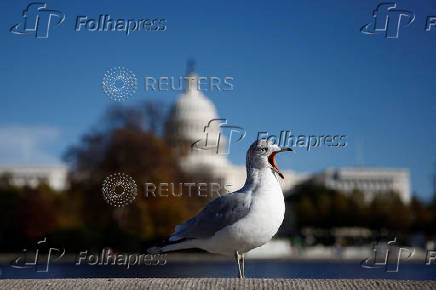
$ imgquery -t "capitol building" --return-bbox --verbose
[163,70,411,203]
[0,69,411,204]
[163,71,306,195]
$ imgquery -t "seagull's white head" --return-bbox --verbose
[246,139,294,179]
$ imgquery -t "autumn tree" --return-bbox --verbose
[62,102,195,250]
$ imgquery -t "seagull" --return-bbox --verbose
[148,139,294,278]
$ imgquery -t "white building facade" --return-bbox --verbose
[311,168,411,203]
[0,166,68,191]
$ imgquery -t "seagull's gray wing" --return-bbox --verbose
[169,190,252,241]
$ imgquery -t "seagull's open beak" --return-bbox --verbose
[268,148,294,179]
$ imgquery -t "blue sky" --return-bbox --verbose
[1,0,436,200]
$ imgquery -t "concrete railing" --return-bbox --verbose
[0,278,435,289]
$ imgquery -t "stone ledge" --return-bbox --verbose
[0,278,435,289]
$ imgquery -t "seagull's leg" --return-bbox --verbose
[241,253,245,278]
[234,251,243,278]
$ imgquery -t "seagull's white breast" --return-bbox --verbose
[202,170,285,256]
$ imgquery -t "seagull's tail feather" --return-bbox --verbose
[161,239,197,252]
[147,239,197,254]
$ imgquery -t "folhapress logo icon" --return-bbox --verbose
[10,2,65,39]
[102,67,137,102]
[361,3,414,39]
[191,119,246,155]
